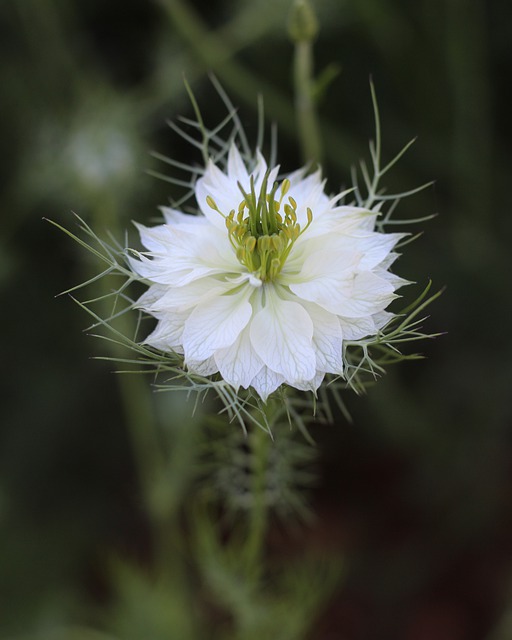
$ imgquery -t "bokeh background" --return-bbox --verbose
[1,0,511,638]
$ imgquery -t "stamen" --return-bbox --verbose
[207,175,314,281]
[206,195,224,216]
[280,178,291,200]
[245,236,256,252]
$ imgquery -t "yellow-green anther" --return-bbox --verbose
[245,236,256,252]
[257,235,271,252]
[284,204,297,223]
[209,174,315,282]
[206,195,216,209]
[270,258,281,277]
[271,234,283,252]
[283,226,293,240]
[280,178,291,198]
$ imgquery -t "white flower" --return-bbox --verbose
[130,145,407,401]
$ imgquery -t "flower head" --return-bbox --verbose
[130,145,407,401]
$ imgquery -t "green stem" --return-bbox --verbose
[294,39,322,166]
[156,0,362,170]
[243,424,271,583]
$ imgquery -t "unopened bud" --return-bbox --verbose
[288,0,319,43]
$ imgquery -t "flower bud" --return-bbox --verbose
[288,0,319,43]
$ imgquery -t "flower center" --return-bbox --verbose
[207,172,312,282]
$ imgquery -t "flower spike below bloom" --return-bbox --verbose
[130,144,407,402]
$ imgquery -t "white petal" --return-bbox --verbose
[378,252,399,270]
[289,239,396,317]
[374,268,410,290]
[136,284,167,309]
[296,270,396,321]
[286,246,359,315]
[227,144,249,181]
[296,206,378,241]
[249,287,316,384]
[144,277,235,313]
[285,166,307,187]
[249,366,285,402]
[186,356,219,376]
[373,310,394,331]
[355,232,405,271]
[283,234,359,282]
[133,221,172,252]
[288,167,322,191]
[143,310,189,353]
[160,207,206,225]
[195,148,280,231]
[182,288,253,362]
[338,315,377,341]
[291,371,325,392]
[131,223,238,287]
[340,271,397,318]
[353,207,379,231]
[214,326,264,391]
[300,301,344,375]
[287,170,330,225]
[195,162,241,229]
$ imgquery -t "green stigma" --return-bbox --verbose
[207,172,313,282]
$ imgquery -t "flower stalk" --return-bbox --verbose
[289,0,322,165]
[243,424,271,582]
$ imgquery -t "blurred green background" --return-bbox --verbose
[1,0,511,638]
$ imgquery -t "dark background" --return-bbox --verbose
[1,0,511,638]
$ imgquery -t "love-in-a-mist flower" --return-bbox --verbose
[130,145,407,401]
